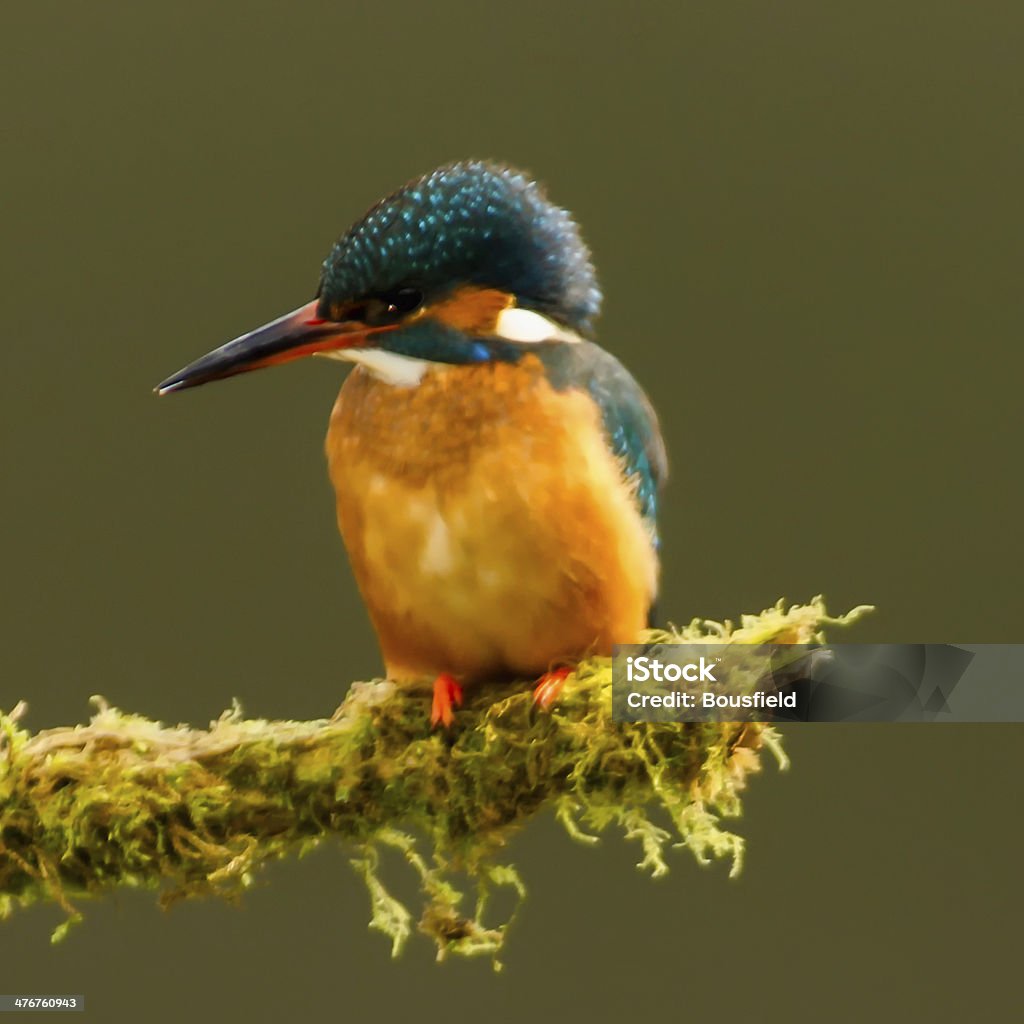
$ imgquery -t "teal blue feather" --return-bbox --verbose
[537,342,667,543]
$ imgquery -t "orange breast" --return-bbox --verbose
[325,355,659,684]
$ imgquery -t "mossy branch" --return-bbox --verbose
[0,597,869,965]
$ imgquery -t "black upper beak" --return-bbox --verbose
[155,300,371,395]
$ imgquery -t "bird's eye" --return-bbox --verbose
[350,288,424,326]
[382,287,423,317]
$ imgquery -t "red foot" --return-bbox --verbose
[533,667,573,711]
[430,673,464,728]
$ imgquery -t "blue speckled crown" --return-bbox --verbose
[318,161,602,334]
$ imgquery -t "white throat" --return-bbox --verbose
[321,348,431,386]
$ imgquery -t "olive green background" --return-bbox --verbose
[2,2,1021,1020]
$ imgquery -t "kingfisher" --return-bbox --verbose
[157,161,667,727]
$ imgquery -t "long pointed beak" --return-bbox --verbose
[155,300,377,395]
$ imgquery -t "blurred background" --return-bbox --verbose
[2,2,1021,1020]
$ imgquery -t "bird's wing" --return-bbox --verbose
[540,342,668,538]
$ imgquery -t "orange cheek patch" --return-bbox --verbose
[428,286,514,335]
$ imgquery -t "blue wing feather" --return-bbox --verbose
[538,342,667,542]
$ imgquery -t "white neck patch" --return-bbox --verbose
[493,307,582,344]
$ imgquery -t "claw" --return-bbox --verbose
[430,673,464,728]
[533,667,572,711]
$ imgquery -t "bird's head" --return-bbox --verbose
[157,161,601,393]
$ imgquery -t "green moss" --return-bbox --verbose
[0,597,869,966]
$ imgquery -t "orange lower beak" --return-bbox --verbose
[155,300,382,395]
